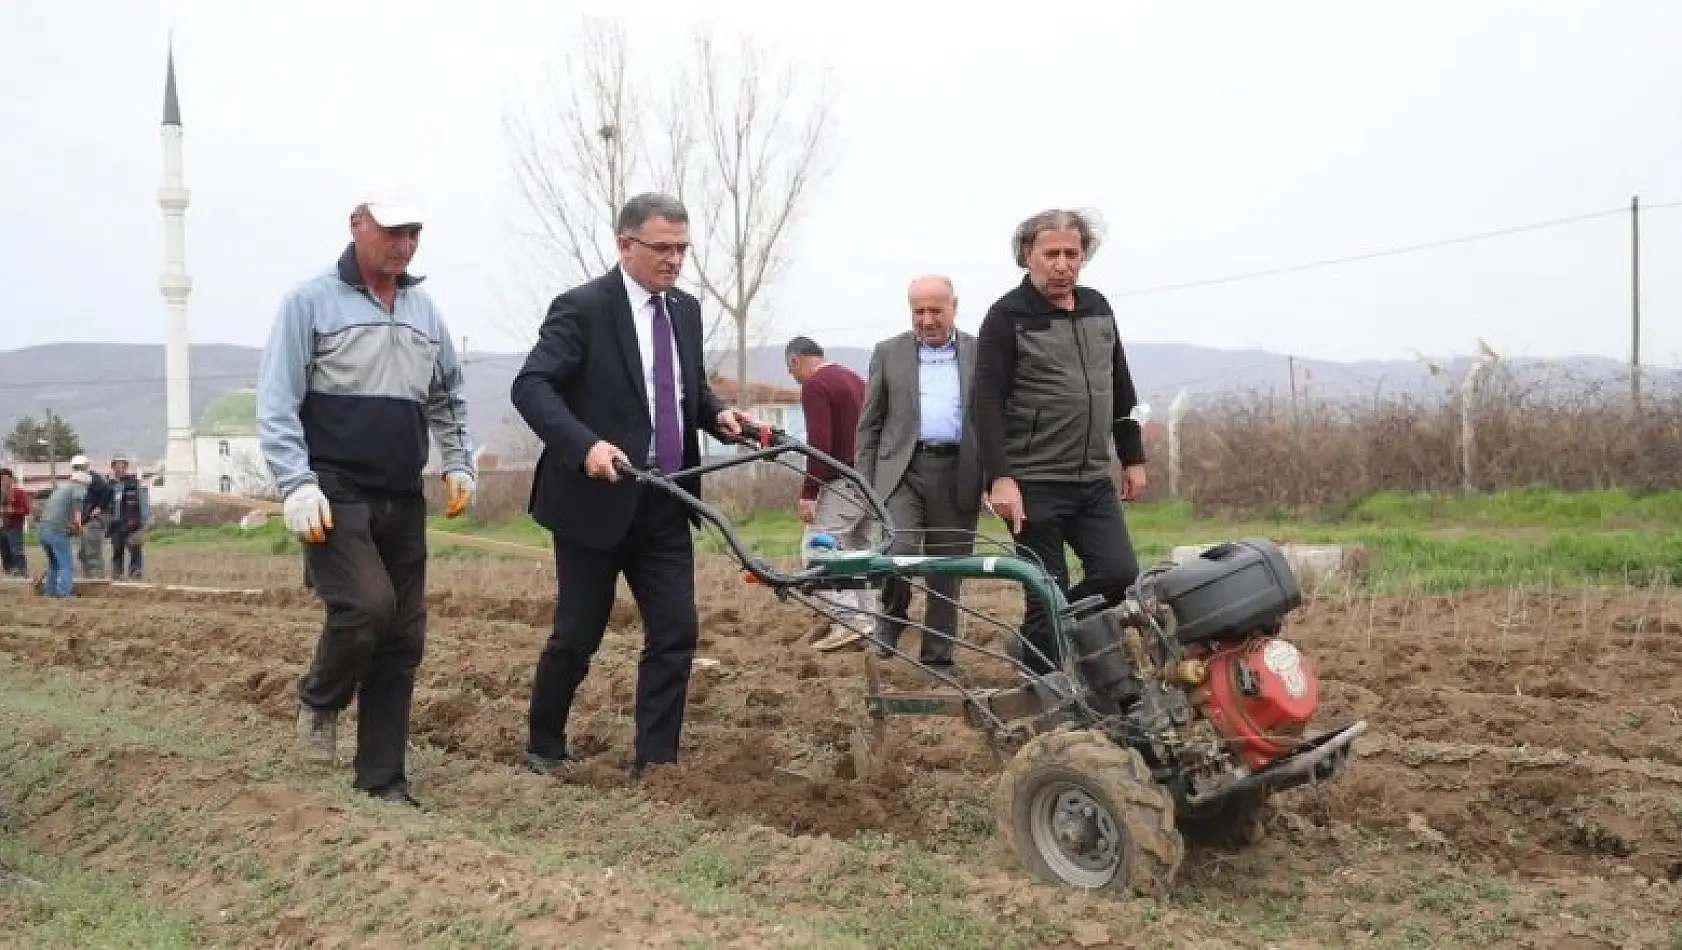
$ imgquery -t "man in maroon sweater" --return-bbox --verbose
[786,336,874,651]
[0,467,30,577]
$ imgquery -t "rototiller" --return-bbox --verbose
[620,422,1366,897]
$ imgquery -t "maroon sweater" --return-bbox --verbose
[798,362,865,500]
[1,484,30,531]
[1,485,30,530]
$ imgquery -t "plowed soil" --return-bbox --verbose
[4,545,1681,948]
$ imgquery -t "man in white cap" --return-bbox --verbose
[35,458,90,597]
[257,194,476,808]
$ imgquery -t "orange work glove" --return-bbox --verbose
[443,472,474,519]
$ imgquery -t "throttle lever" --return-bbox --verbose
[735,420,776,449]
[1065,594,1109,622]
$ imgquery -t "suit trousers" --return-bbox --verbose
[527,484,698,766]
[297,473,429,794]
[1011,479,1140,675]
[874,452,977,664]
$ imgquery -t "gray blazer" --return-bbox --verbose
[855,329,983,516]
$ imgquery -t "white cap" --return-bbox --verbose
[69,454,89,469]
[359,194,426,229]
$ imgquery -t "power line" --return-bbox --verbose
[1111,201,1682,299]
[1143,356,1292,394]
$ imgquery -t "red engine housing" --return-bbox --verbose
[1190,637,1319,771]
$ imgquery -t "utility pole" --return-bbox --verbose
[1631,195,1642,411]
[43,409,58,483]
[1287,355,1299,426]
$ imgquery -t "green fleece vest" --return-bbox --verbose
[1003,299,1119,483]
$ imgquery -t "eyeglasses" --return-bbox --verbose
[625,235,690,258]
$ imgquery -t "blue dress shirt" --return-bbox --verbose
[918,339,962,443]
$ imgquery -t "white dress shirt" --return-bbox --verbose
[621,270,686,429]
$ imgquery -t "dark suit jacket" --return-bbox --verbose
[512,266,728,549]
[854,329,983,517]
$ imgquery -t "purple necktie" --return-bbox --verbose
[651,293,683,472]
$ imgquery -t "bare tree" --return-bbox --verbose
[227,446,280,501]
[502,20,836,395]
[500,18,643,343]
[658,30,836,403]
[492,412,544,467]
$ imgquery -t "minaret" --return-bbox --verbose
[158,40,196,503]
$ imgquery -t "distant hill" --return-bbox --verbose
[0,341,1669,463]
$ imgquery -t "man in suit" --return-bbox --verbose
[512,192,753,782]
[855,275,983,670]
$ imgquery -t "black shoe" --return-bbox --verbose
[523,751,572,776]
[922,660,957,676]
[367,784,422,809]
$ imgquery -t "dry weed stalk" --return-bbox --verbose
[1141,364,1682,512]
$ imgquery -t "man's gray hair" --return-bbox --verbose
[617,192,689,234]
[1011,208,1105,268]
[785,336,824,360]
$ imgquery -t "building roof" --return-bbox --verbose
[1,460,155,494]
[198,388,257,436]
[163,43,181,126]
[706,375,802,405]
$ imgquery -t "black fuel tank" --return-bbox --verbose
[1148,539,1302,643]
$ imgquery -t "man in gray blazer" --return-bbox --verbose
[855,275,983,669]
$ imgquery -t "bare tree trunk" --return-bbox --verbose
[658,30,835,406]
[736,319,749,406]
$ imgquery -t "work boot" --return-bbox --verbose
[295,704,338,764]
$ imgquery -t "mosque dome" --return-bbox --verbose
[197,388,258,437]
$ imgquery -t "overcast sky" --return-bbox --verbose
[3,0,1680,367]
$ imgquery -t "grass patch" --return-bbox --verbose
[150,487,1682,593]
[147,517,300,556]
[814,900,1050,950]
[1338,528,1682,593]
[1333,486,1682,530]
[0,834,208,949]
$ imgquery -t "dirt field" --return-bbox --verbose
[3,545,1681,948]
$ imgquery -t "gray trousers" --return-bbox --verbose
[78,517,106,579]
[874,452,977,664]
[802,479,877,631]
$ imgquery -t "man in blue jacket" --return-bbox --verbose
[257,194,476,807]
